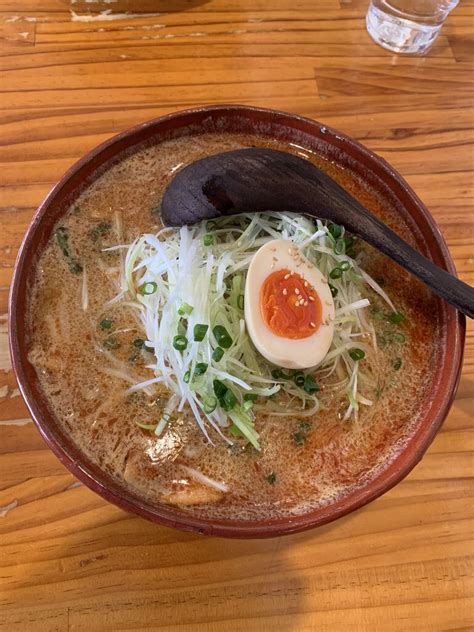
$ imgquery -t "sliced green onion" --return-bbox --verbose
[328,224,343,240]
[293,371,305,387]
[303,374,319,394]
[213,325,232,348]
[340,261,351,272]
[389,312,406,324]
[183,370,191,383]
[213,379,227,399]
[334,239,345,255]
[203,233,215,246]
[173,335,188,351]
[349,348,365,361]
[139,281,158,295]
[242,400,254,413]
[222,389,237,411]
[329,284,338,298]
[194,362,208,375]
[271,368,283,379]
[212,346,224,362]
[133,337,145,348]
[243,393,258,402]
[193,324,209,342]
[299,420,312,431]
[229,424,243,437]
[202,395,217,414]
[237,295,245,310]
[178,302,193,316]
[329,267,343,279]
[393,357,402,370]
[100,318,113,330]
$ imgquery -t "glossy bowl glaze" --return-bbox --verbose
[9,106,465,538]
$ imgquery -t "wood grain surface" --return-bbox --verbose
[0,1,473,630]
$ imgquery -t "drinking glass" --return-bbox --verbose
[366,0,459,54]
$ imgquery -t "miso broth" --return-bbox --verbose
[28,132,438,520]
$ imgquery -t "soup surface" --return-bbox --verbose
[29,131,439,521]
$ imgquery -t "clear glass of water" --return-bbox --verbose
[366,0,459,54]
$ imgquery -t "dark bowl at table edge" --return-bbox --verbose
[8,105,466,538]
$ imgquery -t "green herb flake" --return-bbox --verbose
[133,338,145,349]
[299,421,312,431]
[329,284,339,298]
[100,318,113,330]
[55,227,82,274]
[103,336,120,350]
[303,374,319,394]
[90,221,112,242]
[387,331,406,344]
[293,431,306,446]
[389,312,406,324]
[203,234,215,246]
[266,472,277,485]
[393,357,403,370]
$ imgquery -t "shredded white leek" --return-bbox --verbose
[111,213,396,448]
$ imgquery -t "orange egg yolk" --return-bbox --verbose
[260,268,322,339]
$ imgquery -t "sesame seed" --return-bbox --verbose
[304,281,308,287]
[282,288,288,296]
[290,270,294,276]
[284,273,290,280]
[304,301,308,306]
[310,322,316,328]
[309,296,315,302]
[299,299,305,305]
[295,288,300,295]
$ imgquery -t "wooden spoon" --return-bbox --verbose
[161,148,474,318]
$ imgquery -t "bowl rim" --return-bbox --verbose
[8,104,466,538]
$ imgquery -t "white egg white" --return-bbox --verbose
[244,239,335,369]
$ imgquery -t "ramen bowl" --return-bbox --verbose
[8,106,465,538]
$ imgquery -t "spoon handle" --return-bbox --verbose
[292,171,474,319]
[306,205,474,319]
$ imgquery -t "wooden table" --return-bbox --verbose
[1,1,473,630]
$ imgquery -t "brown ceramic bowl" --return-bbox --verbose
[9,106,465,538]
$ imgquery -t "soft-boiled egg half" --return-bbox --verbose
[244,239,335,369]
